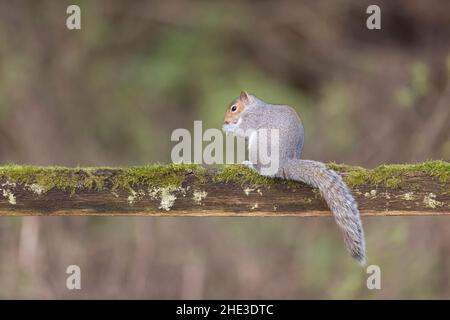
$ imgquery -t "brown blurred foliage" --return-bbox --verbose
[0,0,449,298]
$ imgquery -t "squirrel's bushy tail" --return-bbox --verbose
[283,159,366,265]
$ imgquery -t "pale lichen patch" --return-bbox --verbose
[127,191,136,204]
[1,181,16,188]
[148,186,185,211]
[148,188,159,200]
[193,190,207,205]
[251,203,259,210]
[364,189,378,199]
[2,189,16,205]
[159,188,177,211]
[423,193,444,209]
[1,181,17,205]
[243,187,255,196]
[364,192,371,198]
[127,189,145,205]
[26,183,44,195]
[402,192,415,201]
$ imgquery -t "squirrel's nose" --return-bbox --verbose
[224,119,230,124]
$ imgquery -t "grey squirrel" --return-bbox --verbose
[223,91,366,265]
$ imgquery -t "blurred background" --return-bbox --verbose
[0,0,449,298]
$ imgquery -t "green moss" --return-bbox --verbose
[214,165,276,186]
[216,161,450,189]
[0,164,102,193]
[110,163,205,191]
[0,160,448,195]
[214,164,303,188]
[0,163,206,193]
[328,160,450,188]
[385,177,401,189]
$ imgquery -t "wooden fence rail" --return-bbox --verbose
[0,161,449,216]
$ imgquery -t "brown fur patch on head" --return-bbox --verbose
[224,93,248,124]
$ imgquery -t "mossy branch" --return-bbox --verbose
[0,161,449,216]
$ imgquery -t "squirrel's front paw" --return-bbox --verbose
[242,161,255,170]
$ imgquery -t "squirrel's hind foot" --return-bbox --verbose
[242,161,256,171]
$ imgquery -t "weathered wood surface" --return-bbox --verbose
[0,164,449,216]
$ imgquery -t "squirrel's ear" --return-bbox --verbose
[240,91,250,104]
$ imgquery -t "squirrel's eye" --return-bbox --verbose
[231,105,237,112]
